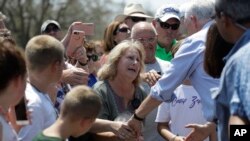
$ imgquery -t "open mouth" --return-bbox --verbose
[128,68,136,72]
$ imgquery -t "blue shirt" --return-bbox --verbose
[88,73,97,87]
[213,29,250,141]
[150,21,219,121]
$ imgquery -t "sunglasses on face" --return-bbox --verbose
[129,16,147,23]
[117,27,131,33]
[157,19,180,30]
[44,26,59,33]
[87,54,98,62]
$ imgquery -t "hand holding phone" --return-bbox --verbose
[67,30,85,58]
[72,22,94,36]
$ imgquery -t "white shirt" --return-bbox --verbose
[18,83,57,141]
[156,85,208,141]
[0,116,18,141]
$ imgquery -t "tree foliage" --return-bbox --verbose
[0,0,123,48]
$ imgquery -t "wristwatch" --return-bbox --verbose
[77,60,87,66]
[133,113,144,121]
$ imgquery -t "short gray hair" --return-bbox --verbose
[215,0,250,23]
[185,0,215,21]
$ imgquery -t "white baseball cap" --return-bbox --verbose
[155,4,180,22]
[41,20,61,33]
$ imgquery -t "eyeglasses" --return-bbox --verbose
[134,37,157,44]
[157,19,180,30]
[117,27,131,34]
[44,26,59,33]
[129,16,147,23]
[87,54,98,62]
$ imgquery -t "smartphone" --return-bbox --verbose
[72,23,94,36]
[67,30,85,57]
[15,97,29,125]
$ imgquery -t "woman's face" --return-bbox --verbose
[114,23,130,44]
[116,48,141,80]
[87,51,100,75]
[153,18,180,46]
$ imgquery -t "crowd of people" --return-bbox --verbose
[1,0,250,141]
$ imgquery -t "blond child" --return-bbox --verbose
[33,85,101,141]
[18,35,65,140]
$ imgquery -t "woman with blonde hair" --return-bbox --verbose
[93,40,146,140]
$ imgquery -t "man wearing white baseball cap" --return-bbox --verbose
[41,20,62,40]
[152,4,181,61]
[115,3,153,29]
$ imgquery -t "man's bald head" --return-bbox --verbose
[131,22,158,64]
[131,22,157,38]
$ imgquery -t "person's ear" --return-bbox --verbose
[79,118,95,133]
[219,12,232,28]
[50,61,61,72]
[190,15,198,29]
[152,19,157,27]
[80,118,95,126]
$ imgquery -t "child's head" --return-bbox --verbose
[60,85,101,137]
[0,37,27,106]
[25,35,64,81]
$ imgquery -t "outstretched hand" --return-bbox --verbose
[185,122,216,141]
[142,70,161,87]
[127,116,144,140]
[110,121,136,140]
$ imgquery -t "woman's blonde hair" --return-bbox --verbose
[97,40,145,86]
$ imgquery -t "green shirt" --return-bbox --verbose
[155,39,177,61]
[32,132,64,141]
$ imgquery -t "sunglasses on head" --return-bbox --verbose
[117,27,131,33]
[129,16,147,23]
[157,19,180,30]
[87,54,98,62]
